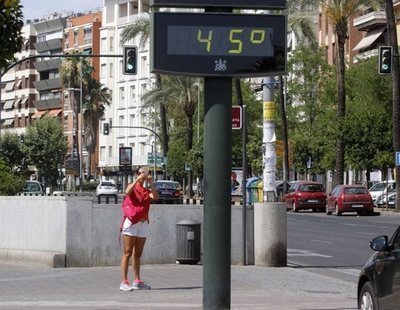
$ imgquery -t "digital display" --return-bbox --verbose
[168,26,274,57]
[150,0,286,9]
[151,12,287,77]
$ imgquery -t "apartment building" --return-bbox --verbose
[98,0,155,176]
[0,22,37,135]
[64,11,102,176]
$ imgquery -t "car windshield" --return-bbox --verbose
[155,182,176,189]
[369,183,386,191]
[344,187,368,195]
[24,182,41,192]
[101,182,115,187]
[299,184,324,192]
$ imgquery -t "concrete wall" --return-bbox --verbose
[0,196,254,267]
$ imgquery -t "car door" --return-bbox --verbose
[377,227,400,309]
[326,186,339,211]
[284,183,297,208]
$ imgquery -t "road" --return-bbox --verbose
[287,211,399,283]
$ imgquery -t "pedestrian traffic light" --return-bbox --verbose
[378,46,393,75]
[103,123,110,135]
[123,46,137,75]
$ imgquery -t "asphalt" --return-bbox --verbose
[0,261,358,310]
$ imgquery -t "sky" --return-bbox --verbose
[20,0,103,21]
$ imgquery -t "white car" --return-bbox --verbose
[369,181,396,207]
[96,180,118,197]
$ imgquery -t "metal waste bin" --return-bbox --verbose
[176,220,201,264]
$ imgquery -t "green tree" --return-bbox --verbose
[344,57,393,180]
[0,0,23,70]
[0,159,24,195]
[0,131,26,173]
[83,77,111,177]
[287,45,334,176]
[322,0,374,185]
[23,116,68,187]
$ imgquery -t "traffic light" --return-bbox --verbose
[103,123,110,135]
[378,46,393,75]
[123,46,137,75]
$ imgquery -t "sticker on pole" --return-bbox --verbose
[232,106,242,130]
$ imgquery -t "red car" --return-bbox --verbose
[326,185,374,216]
[284,181,327,212]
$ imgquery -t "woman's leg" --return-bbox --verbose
[132,237,147,281]
[121,234,135,282]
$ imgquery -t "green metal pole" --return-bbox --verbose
[203,77,232,309]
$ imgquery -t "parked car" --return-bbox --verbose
[375,189,396,208]
[154,180,182,204]
[284,181,327,212]
[357,225,400,310]
[96,180,118,197]
[326,185,374,216]
[369,181,396,207]
[22,180,44,195]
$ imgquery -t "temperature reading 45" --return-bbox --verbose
[168,26,273,57]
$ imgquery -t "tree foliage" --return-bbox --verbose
[23,116,68,187]
[0,131,26,173]
[0,0,23,70]
[0,159,24,195]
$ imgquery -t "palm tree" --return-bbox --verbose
[120,16,169,174]
[83,77,111,178]
[59,55,93,181]
[322,0,365,185]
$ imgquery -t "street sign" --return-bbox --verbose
[147,153,164,165]
[150,0,286,9]
[151,12,286,77]
[232,106,242,130]
[396,151,400,166]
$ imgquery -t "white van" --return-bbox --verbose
[369,181,396,206]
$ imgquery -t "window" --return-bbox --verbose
[119,3,128,17]
[100,146,106,161]
[74,30,78,46]
[129,114,135,135]
[109,37,114,52]
[119,59,123,77]
[119,87,125,106]
[109,63,114,78]
[100,64,107,78]
[141,56,148,76]
[140,83,147,99]
[108,146,112,158]
[130,85,136,104]
[119,115,125,136]
[101,37,107,52]
[83,28,92,44]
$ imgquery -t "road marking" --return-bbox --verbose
[310,239,334,244]
[288,248,332,258]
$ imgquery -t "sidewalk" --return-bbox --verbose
[0,261,358,310]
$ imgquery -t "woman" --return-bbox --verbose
[120,167,158,291]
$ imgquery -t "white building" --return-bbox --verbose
[98,0,156,173]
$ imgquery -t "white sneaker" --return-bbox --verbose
[120,281,133,291]
[131,280,151,290]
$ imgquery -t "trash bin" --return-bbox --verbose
[176,220,201,264]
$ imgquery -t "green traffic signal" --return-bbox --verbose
[103,123,110,135]
[123,46,137,75]
[378,46,393,75]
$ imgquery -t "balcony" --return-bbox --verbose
[33,78,61,91]
[34,58,62,72]
[354,11,386,31]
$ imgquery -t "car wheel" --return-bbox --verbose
[335,204,342,216]
[359,281,378,310]
[292,201,298,213]
[326,204,332,215]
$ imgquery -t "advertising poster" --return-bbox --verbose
[231,168,243,196]
[119,147,132,166]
